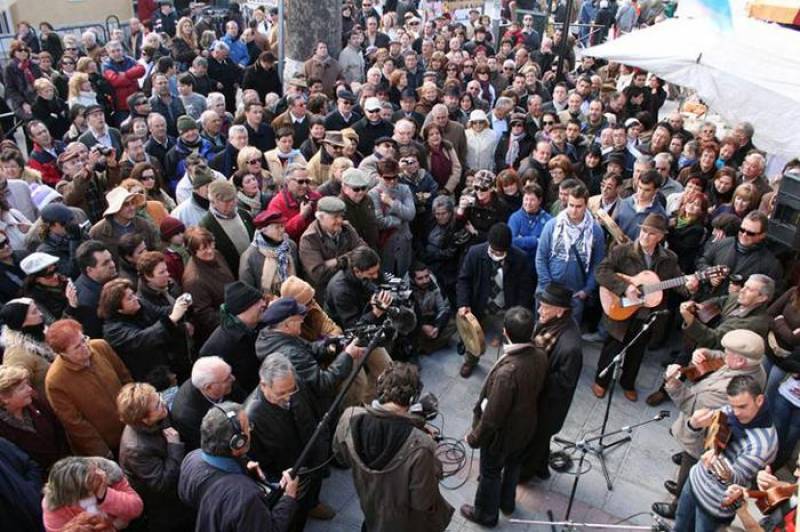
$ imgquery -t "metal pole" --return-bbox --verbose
[278,0,285,84]
[556,0,574,82]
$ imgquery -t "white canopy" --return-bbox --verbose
[583,17,800,159]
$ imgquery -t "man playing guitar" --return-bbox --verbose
[726,459,800,531]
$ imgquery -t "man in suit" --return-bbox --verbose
[78,104,122,158]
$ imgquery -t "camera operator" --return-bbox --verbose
[408,261,454,355]
[325,246,394,330]
[255,297,365,414]
[334,362,454,532]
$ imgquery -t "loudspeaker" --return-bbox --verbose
[768,169,800,251]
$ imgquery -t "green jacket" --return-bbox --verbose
[683,294,770,350]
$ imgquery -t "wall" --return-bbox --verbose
[10,0,133,28]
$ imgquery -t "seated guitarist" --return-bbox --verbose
[681,273,774,355]
[651,330,767,520]
[592,212,688,402]
[727,459,800,532]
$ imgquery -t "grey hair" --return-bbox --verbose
[285,162,308,179]
[192,56,208,68]
[212,40,230,53]
[745,152,766,169]
[748,274,775,301]
[200,401,244,456]
[146,112,166,127]
[191,356,230,389]
[258,353,297,387]
[228,124,248,139]
[207,92,225,107]
[495,96,514,111]
[286,94,306,107]
[43,457,122,511]
[199,110,218,127]
[394,119,415,133]
[634,155,655,169]
[654,152,674,166]
[380,101,394,111]
[431,103,449,118]
[81,30,97,44]
[432,194,455,211]
[105,40,122,52]
[738,121,755,139]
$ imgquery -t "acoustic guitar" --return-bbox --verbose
[599,265,729,322]
[704,410,731,455]
[721,483,797,514]
[679,357,726,382]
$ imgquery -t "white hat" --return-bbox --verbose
[364,97,382,112]
[468,109,489,124]
[20,252,59,276]
[103,187,145,217]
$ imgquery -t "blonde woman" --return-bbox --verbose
[264,127,308,187]
[171,17,200,70]
[319,156,354,196]
[66,72,97,108]
[236,146,276,195]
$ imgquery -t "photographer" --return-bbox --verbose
[325,246,394,331]
[455,170,511,246]
[36,203,87,279]
[60,142,121,224]
[255,297,366,413]
[408,262,454,355]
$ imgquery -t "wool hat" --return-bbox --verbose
[317,196,346,214]
[40,203,73,225]
[539,283,573,308]
[177,115,198,134]
[342,168,369,188]
[0,298,34,330]
[160,216,185,241]
[280,275,316,306]
[20,253,59,276]
[721,329,764,361]
[487,223,512,252]
[261,296,308,326]
[253,209,287,229]
[639,213,669,234]
[192,166,215,189]
[224,281,264,316]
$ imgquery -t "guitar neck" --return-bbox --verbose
[642,275,688,294]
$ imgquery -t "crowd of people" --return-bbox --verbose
[0,0,797,531]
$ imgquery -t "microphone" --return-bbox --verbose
[385,305,417,335]
[648,309,671,320]
[656,410,671,420]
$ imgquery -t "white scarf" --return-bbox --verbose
[550,208,594,273]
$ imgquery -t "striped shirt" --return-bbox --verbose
[689,405,778,519]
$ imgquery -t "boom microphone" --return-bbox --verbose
[385,305,417,335]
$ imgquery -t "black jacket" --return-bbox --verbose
[325,268,383,329]
[200,318,262,395]
[352,117,394,155]
[324,109,362,131]
[0,437,43,532]
[254,330,353,414]
[31,96,70,141]
[494,132,534,172]
[102,299,190,382]
[198,209,255,276]
[697,237,783,298]
[242,62,282,102]
[170,380,246,451]
[456,243,535,319]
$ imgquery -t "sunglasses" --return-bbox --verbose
[141,173,156,180]
[382,175,398,181]
[474,186,490,192]
[38,267,58,278]
[349,186,367,192]
[247,159,262,165]
[62,61,75,66]
[400,158,417,165]
[739,228,762,237]
[463,64,475,68]
[366,108,380,113]
[543,121,555,125]
[292,179,311,185]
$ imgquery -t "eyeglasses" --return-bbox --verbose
[475,186,490,192]
[292,179,311,185]
[247,159,261,165]
[463,64,474,68]
[340,100,353,105]
[349,186,367,192]
[739,227,762,237]
[141,173,156,180]
[543,121,555,125]
[38,267,58,278]
[503,67,515,71]
[400,158,417,165]
[382,175,398,181]
[366,108,380,114]
[62,61,75,66]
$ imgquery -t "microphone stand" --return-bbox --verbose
[555,314,659,490]
[265,320,392,507]
[556,412,670,523]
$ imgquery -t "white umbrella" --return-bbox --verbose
[583,17,800,159]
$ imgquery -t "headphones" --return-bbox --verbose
[213,404,249,451]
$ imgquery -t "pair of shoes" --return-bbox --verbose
[500,503,515,516]
[671,452,682,466]
[623,389,638,402]
[651,502,676,519]
[460,505,497,527]
[646,389,667,406]
[308,502,336,520]
[460,362,476,378]
[591,383,607,398]
[664,480,679,497]
[582,332,604,343]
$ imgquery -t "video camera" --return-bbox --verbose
[376,274,413,306]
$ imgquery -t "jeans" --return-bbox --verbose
[673,481,733,532]
[675,452,698,502]
[474,447,522,522]
[763,356,788,406]
[772,393,800,469]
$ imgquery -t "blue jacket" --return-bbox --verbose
[535,216,605,295]
[221,35,249,67]
[614,195,667,241]
[507,207,552,275]
[0,438,43,532]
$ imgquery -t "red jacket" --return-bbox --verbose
[27,143,63,186]
[101,58,145,113]
[267,188,321,242]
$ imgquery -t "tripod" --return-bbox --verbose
[559,411,670,521]
[555,313,661,490]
